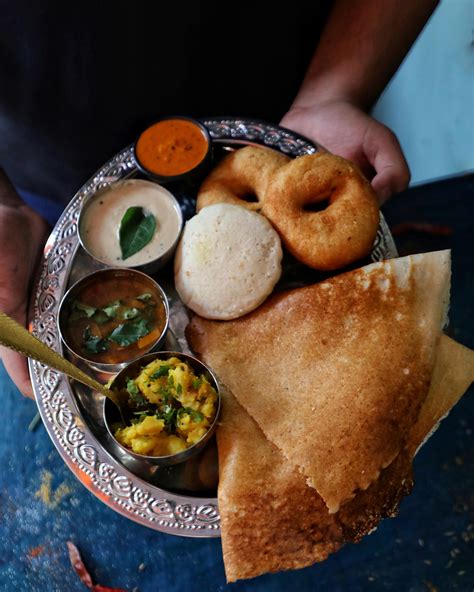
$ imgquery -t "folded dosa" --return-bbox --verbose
[341,334,474,540]
[217,335,473,582]
[217,386,345,583]
[408,334,474,456]
[187,250,451,513]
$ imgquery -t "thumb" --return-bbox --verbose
[1,347,34,399]
[0,303,35,399]
[365,126,410,203]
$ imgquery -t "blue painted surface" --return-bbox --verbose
[0,374,473,592]
[373,0,474,185]
[0,176,473,591]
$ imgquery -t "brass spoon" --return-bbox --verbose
[0,311,127,423]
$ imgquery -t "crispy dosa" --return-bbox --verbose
[217,335,473,582]
[187,250,451,513]
[408,334,474,456]
[340,334,474,541]
[217,386,345,583]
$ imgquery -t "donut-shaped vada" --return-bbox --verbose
[196,145,290,212]
[262,153,380,271]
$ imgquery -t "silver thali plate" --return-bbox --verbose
[28,117,398,538]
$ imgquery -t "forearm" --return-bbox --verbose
[0,168,49,397]
[290,0,439,111]
[0,169,48,314]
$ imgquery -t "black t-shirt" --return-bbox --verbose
[0,1,331,201]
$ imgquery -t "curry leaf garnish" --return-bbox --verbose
[192,378,201,390]
[108,319,150,346]
[69,300,96,321]
[102,300,121,319]
[122,307,140,320]
[176,383,183,395]
[83,326,109,354]
[119,207,156,260]
[91,310,110,325]
[74,301,96,317]
[150,365,171,379]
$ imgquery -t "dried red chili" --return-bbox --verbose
[66,541,127,592]
[93,586,128,592]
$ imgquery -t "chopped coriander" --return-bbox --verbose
[192,378,201,390]
[126,378,148,407]
[158,386,172,402]
[150,365,171,379]
[132,411,150,422]
[156,405,177,430]
[180,407,204,422]
[136,293,153,302]
[126,378,139,396]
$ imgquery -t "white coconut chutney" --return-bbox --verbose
[79,179,182,267]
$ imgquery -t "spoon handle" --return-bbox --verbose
[0,311,112,399]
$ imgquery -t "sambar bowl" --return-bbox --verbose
[57,268,170,374]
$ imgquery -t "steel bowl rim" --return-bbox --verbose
[133,115,213,184]
[57,267,170,372]
[77,178,184,270]
[102,350,222,465]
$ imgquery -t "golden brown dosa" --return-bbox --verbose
[217,335,473,582]
[340,334,473,541]
[217,386,345,583]
[408,334,474,456]
[187,251,451,513]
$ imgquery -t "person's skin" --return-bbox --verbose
[0,0,439,398]
[281,0,439,203]
[0,169,49,397]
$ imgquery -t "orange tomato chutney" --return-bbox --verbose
[135,118,209,177]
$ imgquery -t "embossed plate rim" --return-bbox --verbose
[28,117,397,537]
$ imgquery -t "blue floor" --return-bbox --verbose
[0,175,473,591]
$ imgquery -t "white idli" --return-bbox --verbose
[174,203,282,319]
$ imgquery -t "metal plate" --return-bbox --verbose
[28,117,398,537]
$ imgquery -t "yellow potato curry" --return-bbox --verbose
[114,356,218,456]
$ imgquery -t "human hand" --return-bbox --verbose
[280,100,410,204]
[0,169,49,398]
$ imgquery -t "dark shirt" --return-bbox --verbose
[0,1,331,202]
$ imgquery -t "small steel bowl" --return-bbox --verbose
[133,115,213,187]
[103,351,221,466]
[77,179,183,275]
[57,268,170,374]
